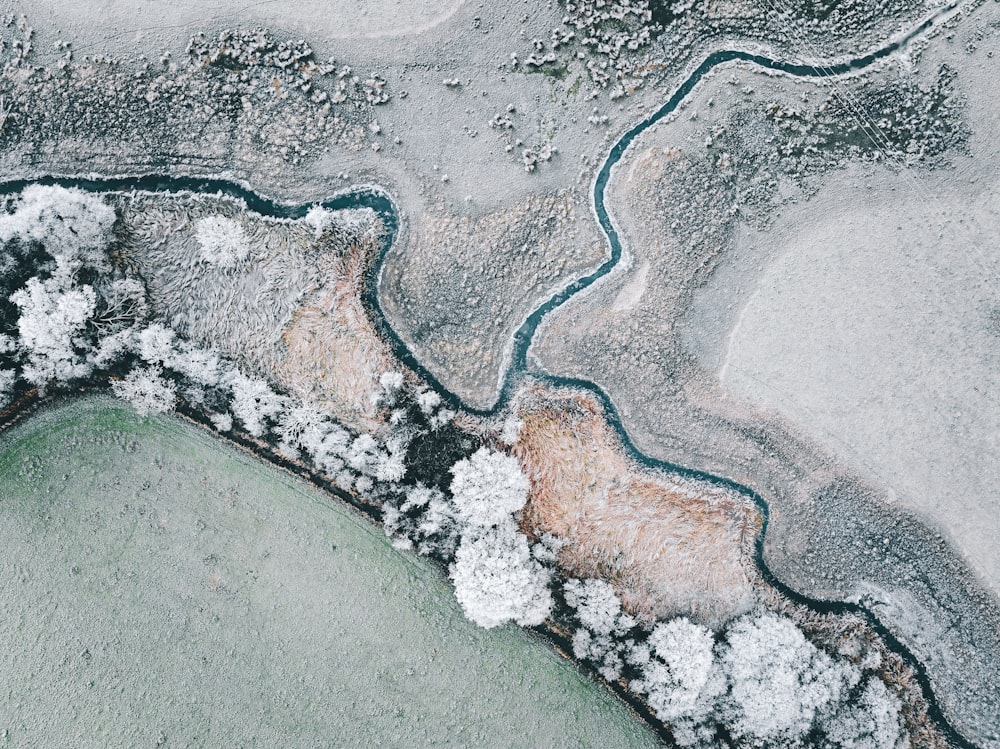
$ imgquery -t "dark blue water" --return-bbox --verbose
[0,5,976,744]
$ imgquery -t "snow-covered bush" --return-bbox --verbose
[820,677,907,749]
[449,447,530,528]
[565,578,637,680]
[304,205,335,238]
[111,365,177,416]
[630,618,725,746]
[450,522,553,628]
[194,215,250,268]
[167,339,223,387]
[718,613,861,745]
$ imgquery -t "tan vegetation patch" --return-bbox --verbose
[279,230,395,431]
[512,384,761,625]
[120,194,394,432]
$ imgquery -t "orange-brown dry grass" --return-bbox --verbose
[512,385,762,625]
[122,194,394,434]
[279,230,395,432]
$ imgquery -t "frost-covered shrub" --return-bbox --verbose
[111,365,177,416]
[305,424,351,475]
[274,402,327,451]
[194,215,250,268]
[304,205,335,238]
[630,618,725,746]
[209,411,233,432]
[718,613,860,744]
[227,370,287,437]
[820,677,908,749]
[451,522,553,628]
[565,578,635,636]
[449,447,530,528]
[346,433,379,473]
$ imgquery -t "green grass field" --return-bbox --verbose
[0,396,657,748]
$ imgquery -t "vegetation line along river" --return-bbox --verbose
[0,3,975,745]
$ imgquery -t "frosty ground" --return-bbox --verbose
[0,0,996,745]
[0,396,658,747]
[529,1,1000,741]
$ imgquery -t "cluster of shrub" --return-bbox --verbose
[0,184,908,748]
[0,183,555,630]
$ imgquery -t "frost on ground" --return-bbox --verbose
[0,182,947,746]
[378,190,605,408]
[0,397,659,748]
[0,21,382,178]
[529,9,1000,742]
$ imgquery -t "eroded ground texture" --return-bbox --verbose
[1,0,998,744]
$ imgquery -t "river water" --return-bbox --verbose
[0,4,977,743]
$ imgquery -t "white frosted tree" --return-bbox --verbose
[168,340,223,387]
[629,617,725,746]
[0,367,15,408]
[565,578,636,680]
[450,522,553,628]
[382,484,461,557]
[136,323,177,366]
[227,370,287,437]
[111,365,177,416]
[194,215,250,268]
[11,277,97,386]
[820,677,908,749]
[449,446,530,528]
[0,184,115,278]
[718,613,860,745]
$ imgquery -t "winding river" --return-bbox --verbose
[0,3,977,745]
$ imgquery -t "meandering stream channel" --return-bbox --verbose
[0,3,978,745]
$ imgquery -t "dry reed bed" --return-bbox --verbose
[511,383,762,626]
[119,193,394,432]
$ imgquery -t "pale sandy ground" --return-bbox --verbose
[708,166,999,590]
[14,0,466,42]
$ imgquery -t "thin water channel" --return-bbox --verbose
[0,3,978,744]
